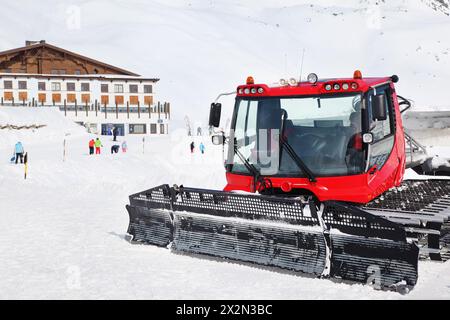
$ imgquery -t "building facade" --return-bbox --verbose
[0,41,170,135]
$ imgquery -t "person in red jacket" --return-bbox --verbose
[89,139,95,155]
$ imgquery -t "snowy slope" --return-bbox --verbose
[1,108,450,299]
[1,0,450,127]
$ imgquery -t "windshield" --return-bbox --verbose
[228,94,366,177]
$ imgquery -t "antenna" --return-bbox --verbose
[299,49,306,82]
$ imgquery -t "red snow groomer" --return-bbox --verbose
[126,71,450,291]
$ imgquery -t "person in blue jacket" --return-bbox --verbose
[199,142,205,154]
[14,142,24,164]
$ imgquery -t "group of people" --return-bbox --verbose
[88,137,127,155]
[190,141,205,154]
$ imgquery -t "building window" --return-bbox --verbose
[18,81,27,89]
[38,82,46,91]
[2,68,11,73]
[144,95,153,105]
[67,93,76,103]
[129,124,147,134]
[66,82,76,91]
[114,84,124,93]
[101,84,109,93]
[51,82,61,91]
[160,124,165,134]
[129,84,138,93]
[51,69,66,75]
[101,95,109,105]
[74,70,81,75]
[38,93,46,103]
[144,85,153,93]
[81,83,90,91]
[115,95,124,105]
[129,95,139,105]
[4,92,13,101]
[52,93,61,103]
[19,92,28,101]
[150,123,157,134]
[81,94,90,103]
[4,80,13,89]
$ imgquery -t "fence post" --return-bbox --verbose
[148,103,151,119]
[137,101,140,118]
[116,103,118,119]
[75,99,77,117]
[95,99,98,117]
[127,101,130,119]
[1,97,3,106]
[104,103,107,119]
[158,101,161,120]
[85,101,88,117]
[32,97,35,107]
[12,97,15,106]
[168,102,170,120]
[64,99,67,116]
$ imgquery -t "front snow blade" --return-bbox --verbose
[172,211,327,275]
[126,185,420,289]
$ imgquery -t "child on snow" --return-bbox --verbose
[190,141,195,153]
[122,141,127,153]
[94,138,103,154]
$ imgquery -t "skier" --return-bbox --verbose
[14,141,24,164]
[94,138,103,154]
[89,139,95,155]
[199,142,205,154]
[190,141,195,153]
[122,140,127,153]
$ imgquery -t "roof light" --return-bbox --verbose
[289,78,298,86]
[353,70,362,79]
[246,76,254,85]
[244,88,250,94]
[342,83,349,90]
[351,82,358,89]
[250,87,257,94]
[257,87,264,93]
[325,84,332,91]
[238,88,243,94]
[333,83,340,90]
[307,73,318,84]
[279,79,288,86]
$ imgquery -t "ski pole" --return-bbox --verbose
[24,152,28,180]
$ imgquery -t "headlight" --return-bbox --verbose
[342,83,349,90]
[325,84,332,91]
[307,73,318,84]
[333,84,340,90]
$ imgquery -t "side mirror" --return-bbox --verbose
[209,103,222,127]
[372,95,387,121]
[212,134,224,145]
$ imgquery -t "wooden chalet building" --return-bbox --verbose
[0,40,170,135]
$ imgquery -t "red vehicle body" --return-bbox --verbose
[221,72,406,204]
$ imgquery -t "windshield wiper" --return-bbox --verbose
[233,140,259,178]
[280,110,317,182]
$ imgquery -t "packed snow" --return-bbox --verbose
[1,107,450,300]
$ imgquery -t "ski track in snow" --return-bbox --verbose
[1,108,450,299]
